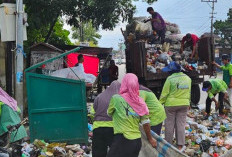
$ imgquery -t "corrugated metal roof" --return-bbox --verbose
[30,43,64,53]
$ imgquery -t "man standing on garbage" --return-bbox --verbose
[202,79,229,119]
[212,54,232,110]
[180,33,199,60]
[145,7,166,44]
[160,62,191,151]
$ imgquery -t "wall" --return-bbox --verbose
[30,51,63,71]
[0,40,6,89]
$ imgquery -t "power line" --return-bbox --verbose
[201,0,217,37]
[165,16,209,20]
[163,0,193,16]
[196,19,211,31]
[165,0,191,11]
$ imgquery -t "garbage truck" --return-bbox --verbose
[122,17,215,105]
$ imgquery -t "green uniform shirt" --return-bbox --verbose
[107,94,149,140]
[139,90,166,126]
[221,63,232,86]
[208,79,228,99]
[93,121,113,130]
[160,72,192,107]
[90,105,113,130]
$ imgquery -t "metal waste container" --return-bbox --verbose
[25,47,88,144]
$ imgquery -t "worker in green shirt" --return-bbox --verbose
[160,61,191,151]
[202,79,228,119]
[212,54,232,110]
[139,85,166,135]
[92,81,121,157]
[107,73,156,157]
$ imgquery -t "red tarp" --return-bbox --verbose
[66,53,99,76]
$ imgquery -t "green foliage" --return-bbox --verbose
[24,19,72,52]
[214,9,232,47]
[0,0,16,4]
[49,20,72,45]
[25,0,157,30]
[72,22,101,45]
[23,0,157,50]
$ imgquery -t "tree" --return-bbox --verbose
[72,22,102,45]
[0,0,15,3]
[49,20,72,45]
[24,0,158,42]
[214,9,232,48]
[24,19,72,51]
[1,0,158,49]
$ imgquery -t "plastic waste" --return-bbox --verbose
[202,152,211,157]
[0,153,9,157]
[196,138,202,144]
[88,123,93,132]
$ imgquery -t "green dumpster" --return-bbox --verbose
[25,47,88,144]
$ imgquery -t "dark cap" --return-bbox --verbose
[202,81,211,91]
[186,33,191,39]
[147,7,154,12]
[221,54,230,60]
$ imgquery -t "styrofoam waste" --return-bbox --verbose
[147,65,156,73]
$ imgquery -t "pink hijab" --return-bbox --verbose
[120,73,149,116]
[0,87,18,111]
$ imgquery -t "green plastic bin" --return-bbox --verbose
[25,47,88,144]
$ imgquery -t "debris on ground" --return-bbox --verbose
[21,139,92,157]
[183,109,232,156]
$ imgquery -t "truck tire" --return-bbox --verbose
[191,84,200,105]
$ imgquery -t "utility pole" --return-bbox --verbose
[201,0,217,37]
[210,0,216,38]
[16,0,24,117]
[201,0,217,72]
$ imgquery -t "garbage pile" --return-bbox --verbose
[20,104,95,157]
[125,17,184,49]
[21,139,92,157]
[182,109,232,157]
[125,17,208,74]
[146,47,208,74]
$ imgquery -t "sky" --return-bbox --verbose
[64,0,232,50]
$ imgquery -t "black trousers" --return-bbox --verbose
[157,28,166,44]
[206,92,224,115]
[184,41,194,50]
[107,134,142,157]
[92,127,114,157]
[151,122,163,136]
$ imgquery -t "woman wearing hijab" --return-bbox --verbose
[107,73,156,157]
[0,87,27,143]
[92,81,121,157]
[139,85,166,136]
[160,62,191,151]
